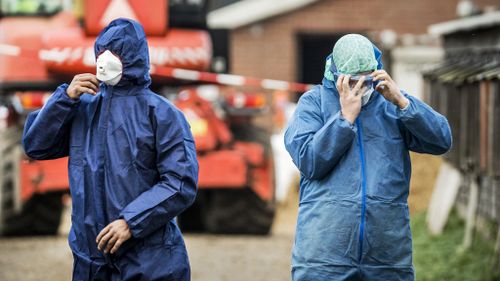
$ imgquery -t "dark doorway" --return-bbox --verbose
[297,33,345,85]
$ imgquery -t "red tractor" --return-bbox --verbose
[0,0,276,235]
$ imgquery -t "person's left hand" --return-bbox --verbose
[371,70,409,109]
[96,219,132,254]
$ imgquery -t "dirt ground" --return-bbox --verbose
[0,155,438,281]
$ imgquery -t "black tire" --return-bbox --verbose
[204,189,275,235]
[3,192,64,236]
[178,191,207,233]
[203,124,276,235]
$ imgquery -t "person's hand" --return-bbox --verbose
[66,73,99,100]
[371,70,409,109]
[96,219,132,254]
[336,74,364,125]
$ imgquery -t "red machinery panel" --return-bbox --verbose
[175,89,232,152]
[234,141,264,167]
[234,141,273,201]
[250,159,274,202]
[1,10,211,83]
[20,158,70,202]
[197,150,248,188]
[42,28,212,74]
[0,12,79,83]
[84,0,167,36]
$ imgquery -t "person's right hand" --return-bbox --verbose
[66,73,99,100]
[336,74,365,125]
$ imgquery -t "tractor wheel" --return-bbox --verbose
[203,189,275,235]
[3,192,64,236]
[203,124,276,235]
[178,191,207,233]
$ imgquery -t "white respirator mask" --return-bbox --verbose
[96,50,123,86]
[361,86,374,106]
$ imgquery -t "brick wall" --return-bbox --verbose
[229,0,498,82]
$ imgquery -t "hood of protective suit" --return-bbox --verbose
[94,18,151,88]
[323,41,383,83]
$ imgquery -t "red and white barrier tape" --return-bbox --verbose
[153,66,313,92]
[1,43,314,92]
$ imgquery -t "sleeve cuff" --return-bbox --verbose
[396,92,414,120]
[120,212,144,238]
[337,111,357,132]
[55,84,81,106]
[399,99,410,111]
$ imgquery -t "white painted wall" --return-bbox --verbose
[391,46,444,100]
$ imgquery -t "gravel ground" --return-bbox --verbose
[0,194,298,281]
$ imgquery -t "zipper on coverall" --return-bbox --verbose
[356,118,367,263]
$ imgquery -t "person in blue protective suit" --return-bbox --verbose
[22,18,198,281]
[284,34,452,281]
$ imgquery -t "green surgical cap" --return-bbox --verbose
[332,34,378,75]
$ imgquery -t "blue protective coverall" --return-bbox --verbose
[22,19,198,281]
[285,48,451,280]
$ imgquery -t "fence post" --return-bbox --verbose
[462,174,479,250]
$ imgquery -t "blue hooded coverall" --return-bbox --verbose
[22,19,198,281]
[284,47,452,280]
